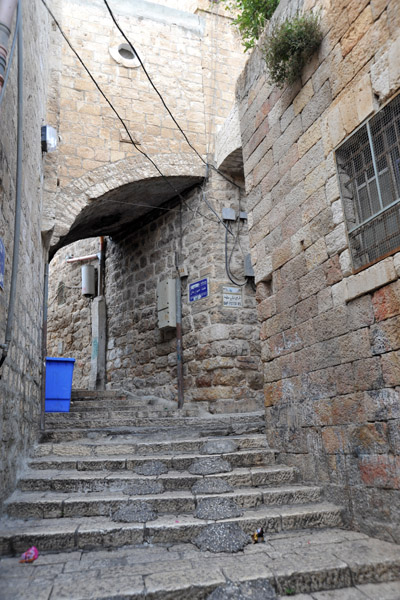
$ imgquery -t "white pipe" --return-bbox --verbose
[66,253,99,263]
[0,0,18,91]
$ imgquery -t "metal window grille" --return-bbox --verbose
[336,94,400,271]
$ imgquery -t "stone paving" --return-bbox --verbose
[1,529,400,599]
[1,395,400,598]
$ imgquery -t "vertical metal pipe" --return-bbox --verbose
[40,261,49,432]
[0,2,22,375]
[5,7,22,343]
[175,265,184,409]
[99,235,106,296]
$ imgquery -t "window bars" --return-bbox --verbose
[336,93,400,271]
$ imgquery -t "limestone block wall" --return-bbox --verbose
[44,0,263,409]
[47,239,99,389]
[43,0,246,244]
[105,172,263,409]
[47,174,262,408]
[237,0,400,542]
[0,2,49,509]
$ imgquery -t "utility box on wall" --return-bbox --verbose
[157,279,176,329]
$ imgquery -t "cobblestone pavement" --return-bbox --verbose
[1,528,400,599]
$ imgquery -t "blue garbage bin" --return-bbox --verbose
[45,357,75,412]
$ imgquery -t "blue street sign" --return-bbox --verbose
[189,277,209,303]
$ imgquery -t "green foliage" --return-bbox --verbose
[223,0,280,51]
[263,12,323,87]
[285,589,296,596]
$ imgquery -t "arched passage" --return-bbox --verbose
[46,152,204,259]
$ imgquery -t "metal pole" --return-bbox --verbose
[175,256,184,409]
[0,2,22,375]
[40,261,49,432]
[99,236,106,296]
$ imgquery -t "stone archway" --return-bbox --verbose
[44,152,204,259]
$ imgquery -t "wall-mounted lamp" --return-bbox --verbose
[41,125,58,152]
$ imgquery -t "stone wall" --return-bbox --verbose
[43,0,246,246]
[237,0,400,542]
[47,238,99,389]
[0,2,49,509]
[105,173,262,410]
[45,0,263,410]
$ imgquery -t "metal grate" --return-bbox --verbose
[336,94,400,270]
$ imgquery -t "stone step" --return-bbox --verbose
[5,485,322,519]
[33,433,268,458]
[70,391,263,415]
[71,389,127,399]
[0,502,343,555]
[43,411,266,432]
[1,529,399,599]
[28,448,274,472]
[69,404,201,416]
[18,465,298,493]
[40,419,265,443]
[278,582,400,599]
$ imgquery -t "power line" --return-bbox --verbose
[102,0,244,191]
[40,0,222,228]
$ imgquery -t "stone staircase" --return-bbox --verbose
[1,391,400,600]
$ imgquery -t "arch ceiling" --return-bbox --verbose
[47,153,204,259]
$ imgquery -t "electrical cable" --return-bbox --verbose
[40,0,222,228]
[41,0,242,292]
[0,0,20,111]
[102,0,244,191]
[224,221,247,287]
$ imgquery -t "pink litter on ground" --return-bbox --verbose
[19,546,39,563]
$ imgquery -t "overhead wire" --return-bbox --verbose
[102,0,243,191]
[40,0,226,229]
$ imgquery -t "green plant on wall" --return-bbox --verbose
[223,0,280,51]
[263,12,323,87]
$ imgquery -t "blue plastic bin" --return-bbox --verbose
[45,357,75,412]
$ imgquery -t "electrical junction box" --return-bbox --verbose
[222,207,236,221]
[157,279,176,329]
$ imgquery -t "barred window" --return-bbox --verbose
[336,94,400,272]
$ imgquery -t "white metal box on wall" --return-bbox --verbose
[156,279,176,329]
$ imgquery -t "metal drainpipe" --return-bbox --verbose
[98,236,106,296]
[0,3,23,375]
[175,253,184,409]
[40,261,49,432]
[0,0,18,94]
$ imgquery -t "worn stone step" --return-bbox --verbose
[43,411,266,432]
[33,433,269,458]
[28,448,274,472]
[278,582,400,599]
[69,405,207,418]
[5,485,322,519]
[1,529,399,599]
[40,420,265,443]
[0,502,343,554]
[70,391,263,415]
[18,465,298,493]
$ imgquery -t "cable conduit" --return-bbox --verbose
[0,1,22,375]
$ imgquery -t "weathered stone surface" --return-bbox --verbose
[194,522,250,553]
[194,497,243,520]
[112,500,157,523]
[191,478,234,495]
[189,457,233,475]
[207,580,276,599]
[122,480,164,496]
[201,440,238,455]
[135,461,168,476]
